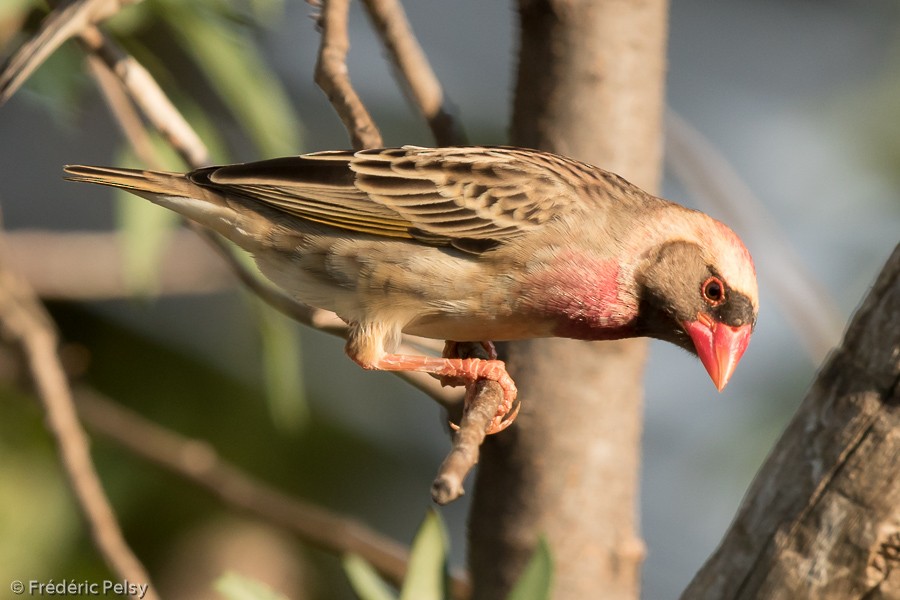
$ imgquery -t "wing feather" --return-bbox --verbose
[191,146,596,251]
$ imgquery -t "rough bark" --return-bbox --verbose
[681,243,900,600]
[467,2,669,599]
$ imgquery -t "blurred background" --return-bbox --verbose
[1,0,899,598]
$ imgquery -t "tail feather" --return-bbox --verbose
[63,165,189,196]
[63,164,247,243]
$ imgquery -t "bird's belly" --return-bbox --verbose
[403,312,556,342]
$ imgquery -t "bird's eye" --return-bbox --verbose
[701,277,725,306]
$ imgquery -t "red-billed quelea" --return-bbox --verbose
[65,146,758,433]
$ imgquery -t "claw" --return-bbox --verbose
[448,362,519,435]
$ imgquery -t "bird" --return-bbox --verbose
[64,145,758,434]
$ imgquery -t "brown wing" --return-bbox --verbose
[196,146,590,251]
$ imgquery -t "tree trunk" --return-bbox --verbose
[467,2,669,598]
[681,243,900,600]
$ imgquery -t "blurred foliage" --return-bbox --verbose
[215,571,290,600]
[0,302,438,598]
[345,509,450,600]
[344,510,553,600]
[506,538,552,600]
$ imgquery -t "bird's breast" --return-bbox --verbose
[517,249,639,341]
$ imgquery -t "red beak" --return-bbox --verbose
[683,314,752,391]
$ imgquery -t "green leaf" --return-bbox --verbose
[343,554,398,600]
[399,509,450,600]
[252,296,308,433]
[214,571,288,600]
[158,2,301,157]
[506,538,553,600]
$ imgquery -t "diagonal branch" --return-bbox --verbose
[360,0,466,146]
[76,26,210,167]
[312,0,384,150]
[310,0,496,502]
[72,388,472,600]
[0,244,158,599]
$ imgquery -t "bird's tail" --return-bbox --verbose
[63,165,195,197]
[63,165,250,242]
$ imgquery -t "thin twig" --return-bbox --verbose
[76,27,210,167]
[360,0,466,146]
[0,0,143,106]
[86,52,162,169]
[0,251,158,599]
[431,378,503,505]
[340,0,498,486]
[73,388,472,600]
[313,0,384,150]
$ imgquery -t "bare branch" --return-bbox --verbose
[311,0,502,493]
[0,247,158,599]
[0,0,143,106]
[360,0,466,146]
[73,388,472,600]
[76,27,210,167]
[431,378,503,505]
[86,52,163,169]
[313,0,384,150]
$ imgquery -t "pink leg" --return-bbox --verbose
[370,353,518,435]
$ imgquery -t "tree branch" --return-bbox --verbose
[4,229,233,299]
[681,243,900,600]
[468,1,668,598]
[312,0,383,150]
[360,0,466,146]
[75,26,210,167]
[0,246,158,599]
[431,378,503,505]
[72,387,472,600]
[310,0,500,498]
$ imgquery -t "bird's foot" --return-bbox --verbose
[443,356,518,435]
[438,341,498,388]
[365,351,519,434]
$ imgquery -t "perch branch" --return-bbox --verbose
[0,245,158,599]
[312,0,384,149]
[360,0,466,146]
[431,378,503,505]
[73,388,472,600]
[311,0,500,493]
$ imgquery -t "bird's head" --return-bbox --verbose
[636,215,758,391]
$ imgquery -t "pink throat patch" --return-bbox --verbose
[525,251,638,340]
